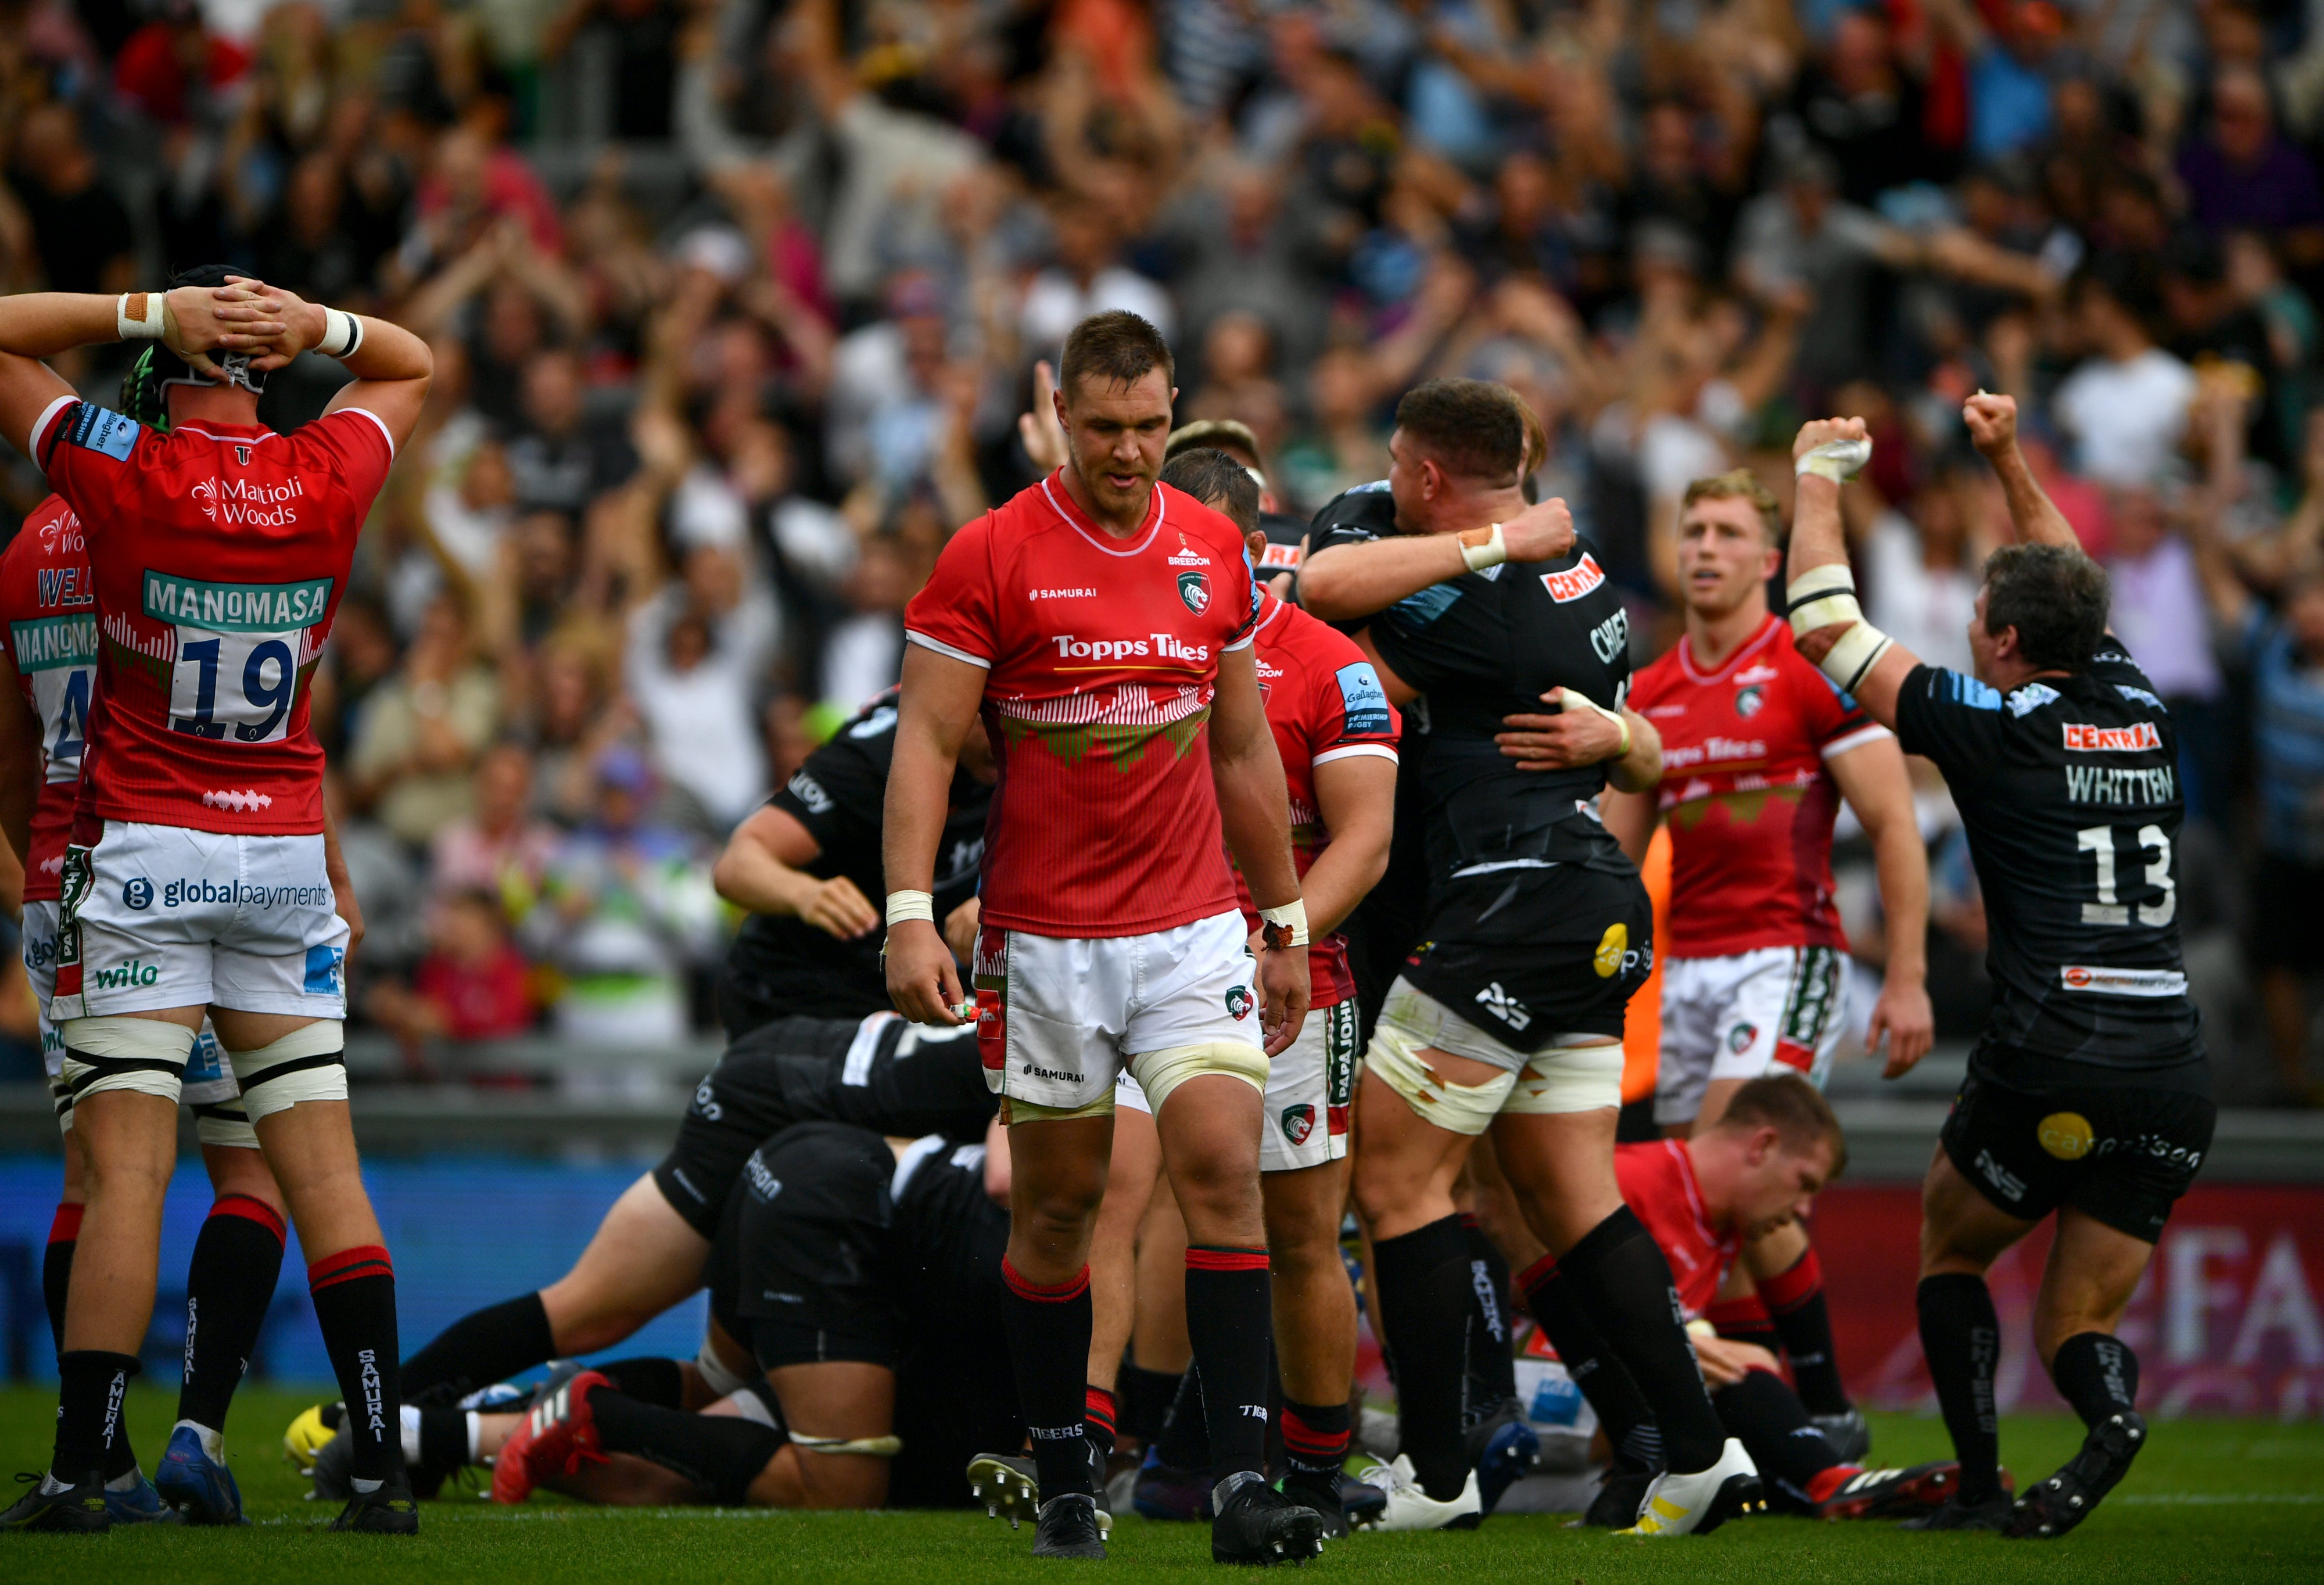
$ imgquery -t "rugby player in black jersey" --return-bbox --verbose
[1785,393,2211,1537]
[1297,379,1760,1536]
[713,688,994,1035]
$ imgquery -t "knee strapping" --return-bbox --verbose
[696,1336,754,1400]
[192,1098,262,1149]
[1130,1040,1268,1114]
[1500,1040,1624,1115]
[1361,1020,1513,1136]
[226,1022,346,1123]
[59,1016,197,1106]
[1005,1089,1117,1124]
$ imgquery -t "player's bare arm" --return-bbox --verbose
[1598,785,1658,866]
[1827,737,1935,1077]
[1787,416,1919,728]
[0,285,279,456]
[1963,392,2082,552]
[883,643,985,1026]
[0,649,38,867]
[234,280,435,449]
[1491,691,1663,791]
[322,802,364,966]
[1298,494,1576,621]
[1210,641,1310,1055]
[1301,752,1396,938]
[715,805,880,941]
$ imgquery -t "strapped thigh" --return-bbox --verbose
[58,1015,197,1106]
[225,1020,347,1123]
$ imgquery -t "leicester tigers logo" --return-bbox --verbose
[1178,571,1210,615]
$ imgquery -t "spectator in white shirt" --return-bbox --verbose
[2052,257,2199,485]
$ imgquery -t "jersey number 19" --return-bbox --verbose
[146,573,328,746]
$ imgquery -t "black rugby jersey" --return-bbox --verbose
[693,1012,997,1144]
[719,688,991,1024]
[1894,645,2206,1091]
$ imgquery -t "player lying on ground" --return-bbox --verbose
[0,270,429,1535]
[884,311,1322,1565]
[459,1111,1149,1515]
[1558,467,1934,1464]
[1122,450,1396,1533]
[1299,378,1758,1536]
[1785,395,2213,1537]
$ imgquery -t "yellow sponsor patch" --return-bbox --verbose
[2038,1111,2095,1160]
[1593,922,1629,978]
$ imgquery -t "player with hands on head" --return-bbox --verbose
[885,311,1320,1566]
[1786,394,2211,1538]
[0,271,431,1536]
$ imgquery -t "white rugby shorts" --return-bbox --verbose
[1261,997,1357,1173]
[1655,945,1846,1127]
[974,909,1264,1113]
[52,820,349,1023]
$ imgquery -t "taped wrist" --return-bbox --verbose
[885,890,934,926]
[1559,690,1632,759]
[1795,438,1872,482]
[1258,897,1309,950]
[316,307,364,359]
[224,1021,346,1123]
[1458,522,1507,572]
[117,293,168,341]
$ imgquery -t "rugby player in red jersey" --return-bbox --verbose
[1518,469,1933,1462]
[0,489,306,1527]
[1125,449,1396,1532]
[0,269,431,1534]
[884,312,1320,1564]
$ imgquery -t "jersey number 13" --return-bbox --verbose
[2076,824,2176,928]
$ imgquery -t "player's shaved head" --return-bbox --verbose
[1060,310,1175,403]
[1159,447,1260,536]
[1393,379,1526,487]
[1714,1074,1846,1177]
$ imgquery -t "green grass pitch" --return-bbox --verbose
[1,1386,2318,1582]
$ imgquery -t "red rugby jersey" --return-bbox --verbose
[1232,591,1399,1006]
[32,398,394,835]
[905,472,1261,937]
[1628,615,1891,959]
[1615,1138,1740,1321]
[0,496,96,901]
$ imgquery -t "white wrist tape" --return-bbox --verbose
[885,890,935,927]
[1558,689,1632,758]
[1258,897,1310,949]
[1785,565,1894,689]
[317,306,363,359]
[1795,437,1873,483]
[117,292,166,340]
[1459,522,1507,572]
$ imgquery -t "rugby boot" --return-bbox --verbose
[1814,1462,1966,1522]
[490,1369,609,1505]
[1130,1446,1213,1521]
[965,1453,1113,1539]
[1899,1490,2014,1531]
[1210,1471,1327,1564]
[103,1470,181,1525]
[1577,1458,1658,1529]
[2006,1411,2146,1539]
[1810,1406,1871,1464]
[284,1401,343,1472]
[1030,1492,1107,1560]
[1463,1400,1540,1517]
[1618,1437,1764,1536]
[1,1470,110,1533]
[1280,1466,1351,1540]
[1348,1454,1482,1532]
[330,1471,419,1533]
[157,1423,248,1525]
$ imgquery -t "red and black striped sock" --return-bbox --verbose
[1001,1256,1094,1498]
[1281,1397,1350,1478]
[1085,1384,1117,1461]
[42,1202,80,1354]
[1186,1246,1272,1482]
[177,1193,286,1436]
[1762,1246,1849,1416]
[1705,1292,1780,1353]
[309,1245,403,1484]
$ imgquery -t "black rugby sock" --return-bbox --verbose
[1281,1397,1350,1478]
[1706,1293,1781,1350]
[1712,1368,1838,1512]
[52,1350,139,1485]
[177,1193,286,1437]
[1156,1363,1213,1471]
[1762,1246,1850,1417]
[1368,1215,1473,1500]
[309,1246,403,1484]
[1121,1363,1182,1444]
[1086,1385,1117,1462]
[1917,1274,2002,1501]
[2050,1331,2140,1429]
[400,1290,555,1404]
[42,1203,79,1354]
[1559,1207,1726,1472]
[417,1407,472,1473]
[1001,1257,1095,1498]
[1186,1247,1272,1480]
[1518,1254,1662,1472]
[597,1356,688,1410]
[1460,1214,1518,1415]
[587,1385,783,1505]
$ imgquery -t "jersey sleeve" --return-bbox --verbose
[1799,661,1891,760]
[768,730,885,854]
[31,401,139,533]
[1365,576,1497,697]
[2085,639,2168,708]
[297,407,397,503]
[1893,664,2006,779]
[903,514,998,668]
[1306,630,1401,767]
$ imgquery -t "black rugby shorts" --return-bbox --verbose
[1939,1068,2215,1242]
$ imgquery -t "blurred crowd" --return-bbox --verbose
[5,0,2324,1100]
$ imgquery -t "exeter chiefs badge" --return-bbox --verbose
[1281,1104,1315,1145]
[1178,571,1210,614]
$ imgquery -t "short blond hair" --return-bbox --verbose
[1682,468,1784,545]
